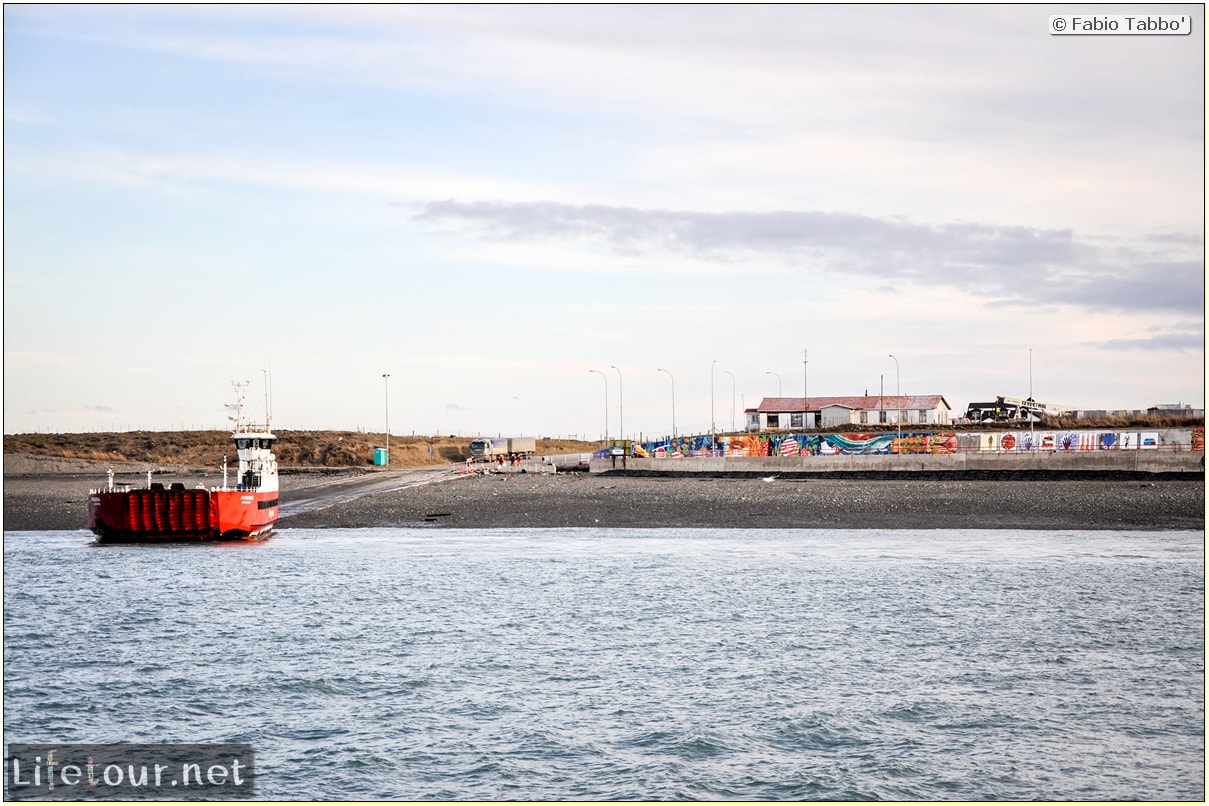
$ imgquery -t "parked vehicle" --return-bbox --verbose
[965,396,1071,422]
[468,436,537,461]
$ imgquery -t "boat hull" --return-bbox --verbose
[88,487,278,543]
[210,489,279,540]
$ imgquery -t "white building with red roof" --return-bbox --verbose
[746,395,952,431]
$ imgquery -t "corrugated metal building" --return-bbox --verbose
[746,395,952,431]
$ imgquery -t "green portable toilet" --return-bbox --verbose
[373,447,389,466]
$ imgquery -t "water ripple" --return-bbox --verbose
[4,528,1204,800]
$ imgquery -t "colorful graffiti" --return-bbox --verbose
[1015,432,1056,451]
[613,428,1203,459]
[894,433,959,455]
[986,431,1172,451]
[619,432,959,458]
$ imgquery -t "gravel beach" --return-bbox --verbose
[4,455,1204,532]
[274,472,1205,531]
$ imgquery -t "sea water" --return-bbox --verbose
[3,528,1204,801]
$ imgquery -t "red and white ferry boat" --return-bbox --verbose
[88,385,279,543]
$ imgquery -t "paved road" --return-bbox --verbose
[275,456,589,524]
[277,465,466,521]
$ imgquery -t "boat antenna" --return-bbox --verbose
[231,380,250,431]
[263,363,273,431]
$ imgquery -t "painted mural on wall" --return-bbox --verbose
[970,430,1205,451]
[630,432,959,458]
[986,431,1169,451]
[618,428,1204,459]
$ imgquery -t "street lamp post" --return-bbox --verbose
[723,370,736,433]
[657,368,676,438]
[710,360,717,449]
[888,354,900,441]
[589,369,609,447]
[611,365,624,445]
[1029,347,1034,442]
[382,373,390,462]
[766,371,782,397]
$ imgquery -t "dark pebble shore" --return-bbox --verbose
[276,473,1205,531]
[8,465,1203,532]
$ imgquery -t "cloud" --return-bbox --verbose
[415,200,1204,314]
[1097,326,1205,352]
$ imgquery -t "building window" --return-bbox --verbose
[879,410,888,423]
[790,413,803,428]
[860,411,868,424]
[919,409,929,423]
[767,414,779,428]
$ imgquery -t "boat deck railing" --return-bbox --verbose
[90,484,134,495]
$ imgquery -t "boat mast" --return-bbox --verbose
[231,380,250,432]
[263,365,272,432]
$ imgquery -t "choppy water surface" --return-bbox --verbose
[4,528,1204,800]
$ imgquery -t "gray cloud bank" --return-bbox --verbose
[416,201,1204,319]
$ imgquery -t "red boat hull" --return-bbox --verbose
[88,486,278,543]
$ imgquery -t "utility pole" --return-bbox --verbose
[879,374,883,424]
[611,365,624,444]
[802,348,809,428]
[589,370,609,447]
[657,368,676,438]
[382,374,390,461]
[723,369,736,433]
[889,354,900,442]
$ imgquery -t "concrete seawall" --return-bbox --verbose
[592,450,1205,479]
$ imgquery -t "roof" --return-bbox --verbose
[756,395,951,412]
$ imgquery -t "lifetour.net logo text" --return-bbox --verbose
[6,744,254,801]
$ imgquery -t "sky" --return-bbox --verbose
[3,4,1204,440]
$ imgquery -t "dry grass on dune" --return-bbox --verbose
[3,430,600,469]
[4,412,1200,470]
